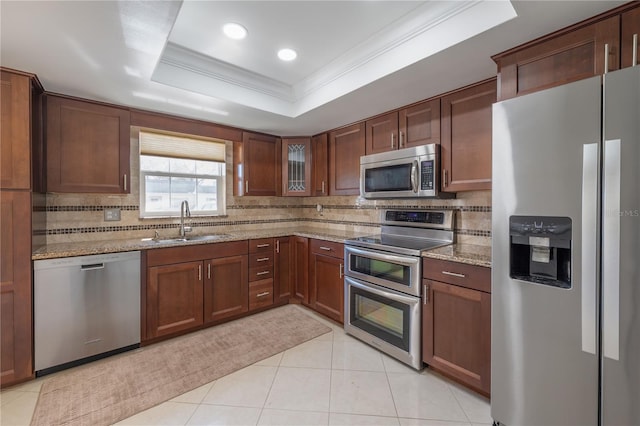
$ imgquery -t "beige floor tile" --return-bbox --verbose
[332,337,385,372]
[280,338,333,369]
[171,381,215,404]
[329,413,400,425]
[186,404,261,425]
[387,372,467,422]
[381,354,417,374]
[254,352,284,367]
[115,401,197,425]
[329,370,396,417]
[258,409,329,426]
[448,385,491,424]
[398,419,471,426]
[265,367,331,412]
[0,391,38,426]
[202,365,277,408]
[4,379,44,393]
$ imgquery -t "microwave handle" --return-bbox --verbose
[411,160,419,193]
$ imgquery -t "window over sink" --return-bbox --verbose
[139,130,226,217]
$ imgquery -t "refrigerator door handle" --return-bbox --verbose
[603,139,621,361]
[581,143,598,355]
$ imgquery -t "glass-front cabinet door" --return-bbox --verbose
[282,138,312,196]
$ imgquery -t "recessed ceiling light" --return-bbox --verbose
[277,48,297,61]
[222,23,247,40]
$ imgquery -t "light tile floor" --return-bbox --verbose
[0,306,492,426]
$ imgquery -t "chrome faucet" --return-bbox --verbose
[179,200,192,238]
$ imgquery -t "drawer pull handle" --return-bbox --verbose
[256,291,270,298]
[256,244,270,248]
[256,271,270,276]
[319,246,332,251]
[256,257,270,262]
[442,271,466,278]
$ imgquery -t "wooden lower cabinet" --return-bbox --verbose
[147,261,203,339]
[309,240,344,324]
[422,259,491,396]
[0,190,33,387]
[293,237,309,304]
[204,255,248,322]
[249,279,274,311]
[274,237,293,304]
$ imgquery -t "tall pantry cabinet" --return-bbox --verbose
[0,68,43,387]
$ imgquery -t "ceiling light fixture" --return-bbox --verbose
[222,23,247,40]
[277,48,297,61]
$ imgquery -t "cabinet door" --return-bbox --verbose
[1,72,31,190]
[274,237,293,303]
[282,138,312,196]
[0,190,32,387]
[329,122,365,195]
[204,255,248,323]
[236,132,281,196]
[621,6,640,69]
[310,253,344,324]
[312,133,328,196]
[293,236,309,304]
[147,261,203,338]
[441,79,496,192]
[494,16,619,100]
[423,279,491,395]
[46,95,130,193]
[399,99,441,149]
[365,111,399,154]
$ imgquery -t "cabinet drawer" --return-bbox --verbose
[249,279,274,310]
[422,258,491,293]
[249,266,273,281]
[310,239,344,257]
[249,253,274,268]
[249,238,274,253]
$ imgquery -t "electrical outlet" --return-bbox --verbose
[104,208,121,221]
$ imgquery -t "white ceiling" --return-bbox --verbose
[0,1,628,137]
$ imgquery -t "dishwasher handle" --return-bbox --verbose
[80,263,105,271]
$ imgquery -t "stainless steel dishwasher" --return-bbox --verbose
[34,251,141,375]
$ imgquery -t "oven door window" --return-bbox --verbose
[350,286,410,352]
[350,254,412,287]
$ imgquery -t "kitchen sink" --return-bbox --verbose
[142,234,230,244]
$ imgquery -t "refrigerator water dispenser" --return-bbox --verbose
[509,216,572,289]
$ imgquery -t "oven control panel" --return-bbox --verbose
[383,209,454,230]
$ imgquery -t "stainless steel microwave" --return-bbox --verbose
[360,144,453,199]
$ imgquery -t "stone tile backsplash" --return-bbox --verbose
[41,133,492,246]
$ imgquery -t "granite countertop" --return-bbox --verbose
[31,227,371,260]
[422,243,492,268]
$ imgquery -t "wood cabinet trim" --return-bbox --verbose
[130,109,241,141]
[146,240,248,266]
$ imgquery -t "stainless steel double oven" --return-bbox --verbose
[344,210,454,370]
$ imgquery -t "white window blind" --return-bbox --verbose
[139,130,226,162]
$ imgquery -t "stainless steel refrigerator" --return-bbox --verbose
[491,64,639,425]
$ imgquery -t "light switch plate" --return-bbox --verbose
[104,208,121,221]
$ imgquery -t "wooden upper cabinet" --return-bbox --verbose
[441,79,496,193]
[621,6,640,69]
[366,111,399,154]
[312,133,328,196]
[46,95,130,193]
[493,16,619,101]
[281,137,312,196]
[329,122,365,195]
[399,99,441,148]
[1,71,32,190]
[234,131,281,196]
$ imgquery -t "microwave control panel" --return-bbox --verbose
[421,160,434,190]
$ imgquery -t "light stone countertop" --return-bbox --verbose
[33,227,492,267]
[422,243,492,268]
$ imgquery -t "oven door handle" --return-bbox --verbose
[345,246,420,268]
[346,276,419,305]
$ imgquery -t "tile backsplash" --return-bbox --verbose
[40,133,491,246]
